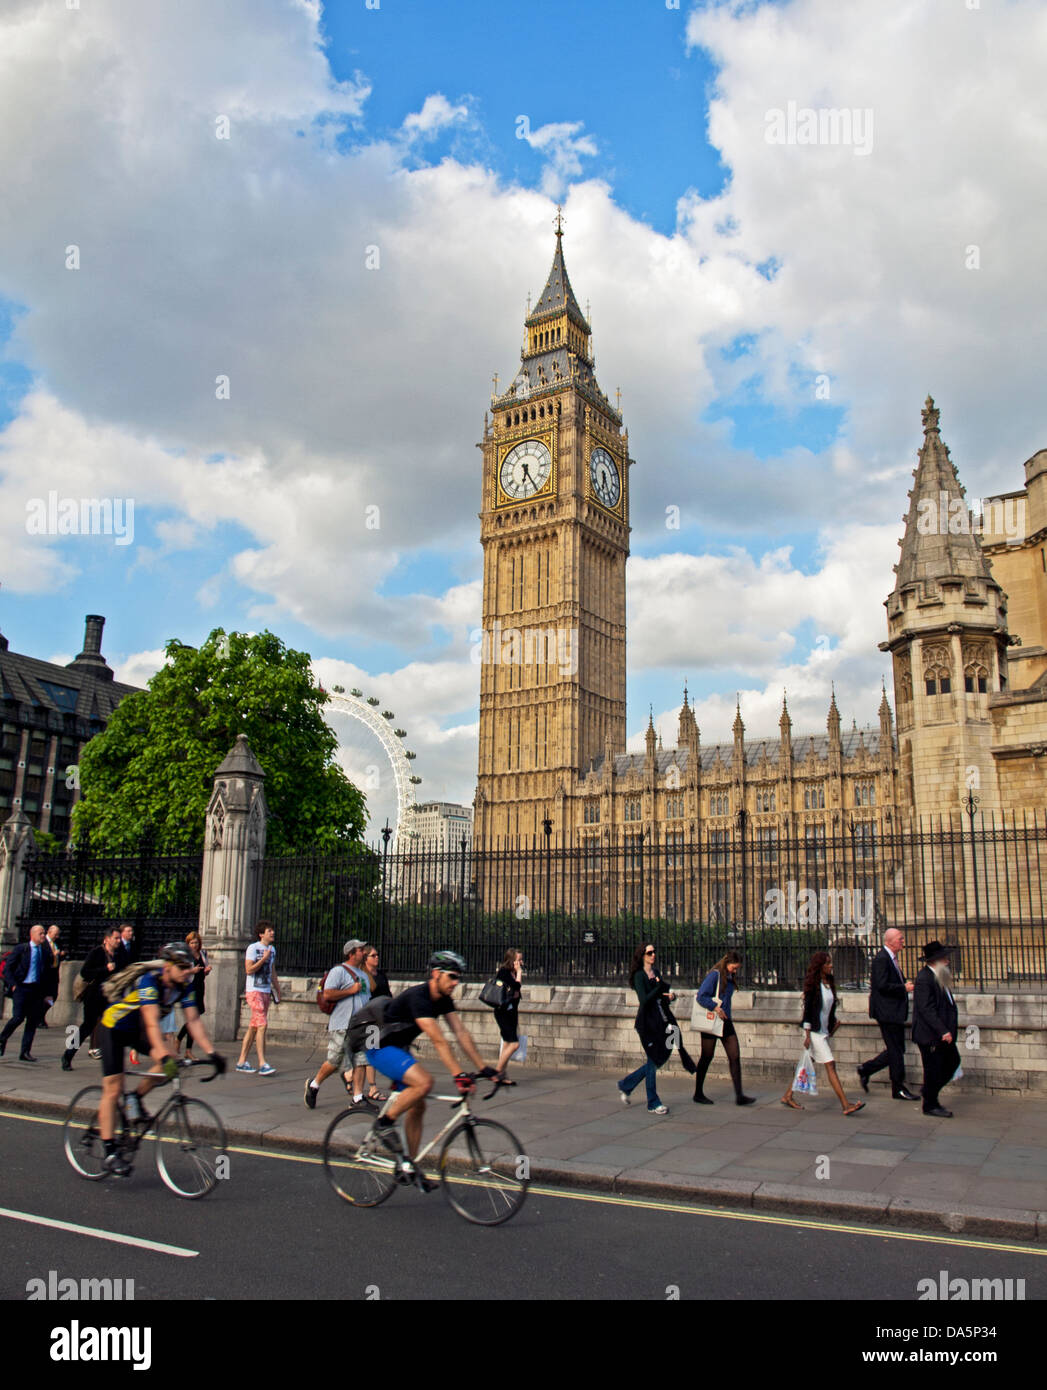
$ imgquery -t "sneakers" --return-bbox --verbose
[647,1104,669,1115]
[88,1048,102,1060]
[351,1096,378,1113]
[258,1063,277,1076]
[618,1085,631,1106]
[304,1079,318,1109]
[235,1061,256,1073]
[104,1150,132,1177]
[61,1049,74,1071]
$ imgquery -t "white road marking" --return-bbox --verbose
[0,1206,198,1257]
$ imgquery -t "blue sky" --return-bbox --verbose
[1,0,1043,833]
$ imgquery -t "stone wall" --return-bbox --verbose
[232,975,1046,1095]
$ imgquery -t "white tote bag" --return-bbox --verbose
[690,972,724,1038]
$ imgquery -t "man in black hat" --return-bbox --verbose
[912,941,960,1117]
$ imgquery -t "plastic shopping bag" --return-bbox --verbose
[511,1034,528,1064]
[793,1047,818,1096]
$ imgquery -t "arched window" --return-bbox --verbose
[964,664,989,694]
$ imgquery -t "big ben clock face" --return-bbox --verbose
[589,446,621,509]
[499,439,552,500]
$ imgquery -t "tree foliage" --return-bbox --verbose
[73,629,367,853]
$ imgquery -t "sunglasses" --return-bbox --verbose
[644,949,655,955]
[442,970,462,981]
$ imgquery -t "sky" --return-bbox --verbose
[2,0,1045,837]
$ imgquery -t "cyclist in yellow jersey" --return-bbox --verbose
[97,942,226,1174]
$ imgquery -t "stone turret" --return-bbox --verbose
[881,398,1009,814]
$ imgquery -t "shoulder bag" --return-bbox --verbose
[690,971,724,1038]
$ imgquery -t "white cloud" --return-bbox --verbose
[519,119,599,198]
[402,94,471,139]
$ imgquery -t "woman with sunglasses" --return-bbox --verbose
[617,943,675,1114]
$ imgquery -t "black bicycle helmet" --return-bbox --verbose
[428,949,466,975]
[160,941,193,966]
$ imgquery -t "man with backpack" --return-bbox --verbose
[62,926,122,1070]
[348,951,500,1187]
[304,939,370,1110]
[0,924,49,1062]
[95,941,226,1175]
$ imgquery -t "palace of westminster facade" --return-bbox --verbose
[472,227,1047,860]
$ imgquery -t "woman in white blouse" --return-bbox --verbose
[781,951,865,1115]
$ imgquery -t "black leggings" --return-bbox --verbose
[693,1021,744,1098]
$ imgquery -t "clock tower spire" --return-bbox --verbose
[474,224,633,847]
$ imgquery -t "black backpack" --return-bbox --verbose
[347,995,393,1053]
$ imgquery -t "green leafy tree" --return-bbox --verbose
[73,629,367,852]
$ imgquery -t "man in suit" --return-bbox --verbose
[857,927,920,1100]
[0,924,49,1061]
[912,940,961,1118]
[114,923,137,971]
[39,924,64,1028]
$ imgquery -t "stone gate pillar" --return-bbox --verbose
[198,735,267,1042]
[0,810,35,947]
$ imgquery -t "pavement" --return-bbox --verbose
[3,1028,1047,1243]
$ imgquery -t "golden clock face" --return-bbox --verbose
[590,446,621,509]
[499,439,552,500]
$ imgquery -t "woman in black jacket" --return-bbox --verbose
[781,951,864,1114]
[617,943,676,1114]
[491,947,524,1086]
[61,926,121,1070]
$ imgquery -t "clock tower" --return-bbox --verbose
[474,218,633,845]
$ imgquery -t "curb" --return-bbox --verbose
[9,1093,1045,1243]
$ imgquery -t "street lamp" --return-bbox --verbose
[543,816,553,983]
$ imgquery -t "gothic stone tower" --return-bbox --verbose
[474,221,632,845]
[880,397,1011,815]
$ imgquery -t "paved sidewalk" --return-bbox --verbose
[3,1032,1046,1241]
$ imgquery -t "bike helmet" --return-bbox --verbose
[428,950,466,975]
[160,941,194,966]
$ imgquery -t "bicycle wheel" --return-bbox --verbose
[439,1118,529,1226]
[154,1097,227,1199]
[323,1108,398,1207]
[62,1086,108,1180]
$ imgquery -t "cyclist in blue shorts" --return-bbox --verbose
[97,941,226,1174]
[362,951,499,1180]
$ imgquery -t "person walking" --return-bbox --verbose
[63,926,123,1069]
[912,941,960,1118]
[304,939,371,1109]
[781,951,864,1114]
[0,924,49,1061]
[236,921,280,1075]
[177,931,210,1060]
[113,924,137,971]
[361,945,391,1104]
[692,950,756,1106]
[492,947,524,1086]
[39,924,65,1028]
[857,928,920,1101]
[617,943,675,1115]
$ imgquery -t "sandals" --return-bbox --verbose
[780,1097,804,1110]
[843,1101,865,1116]
[496,1077,516,1087]
[367,1087,389,1103]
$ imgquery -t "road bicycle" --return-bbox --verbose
[62,1057,226,1199]
[323,1075,528,1225]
